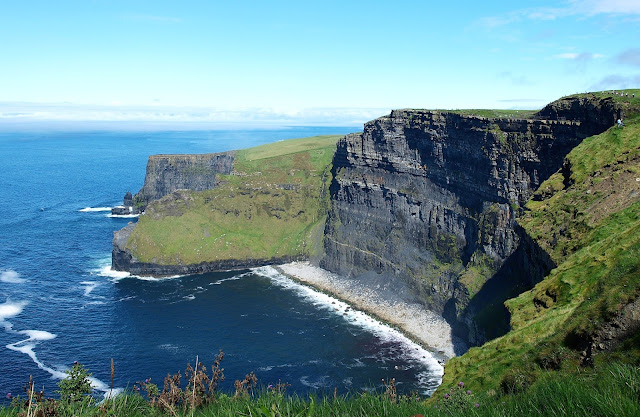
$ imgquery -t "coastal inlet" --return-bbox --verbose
[0,127,443,400]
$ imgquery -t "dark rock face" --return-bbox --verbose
[135,152,235,206]
[321,96,619,345]
[536,95,622,133]
[111,153,235,216]
[111,192,138,216]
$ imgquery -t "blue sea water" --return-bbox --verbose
[0,127,443,401]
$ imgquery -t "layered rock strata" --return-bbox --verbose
[136,152,235,207]
[321,96,620,344]
[111,152,234,215]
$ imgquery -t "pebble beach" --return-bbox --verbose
[276,261,465,360]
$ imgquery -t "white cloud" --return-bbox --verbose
[0,102,385,127]
[555,52,605,60]
[498,71,536,86]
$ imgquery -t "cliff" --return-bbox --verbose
[438,90,640,396]
[113,221,302,276]
[112,136,340,275]
[135,152,235,207]
[320,95,622,344]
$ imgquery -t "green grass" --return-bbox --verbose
[126,135,341,265]
[3,362,639,416]
[447,109,538,119]
[436,91,640,398]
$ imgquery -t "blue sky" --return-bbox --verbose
[1,0,639,126]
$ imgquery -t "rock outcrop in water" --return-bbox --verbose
[320,95,621,344]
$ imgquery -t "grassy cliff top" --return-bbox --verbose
[438,90,640,399]
[401,89,640,120]
[125,135,342,265]
[446,109,538,119]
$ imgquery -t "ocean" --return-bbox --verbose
[0,126,443,401]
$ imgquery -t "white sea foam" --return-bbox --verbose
[80,281,100,296]
[6,329,123,398]
[79,207,113,212]
[276,262,464,359]
[96,264,183,281]
[299,375,330,389]
[0,300,28,320]
[158,343,180,353]
[97,265,132,281]
[19,329,57,341]
[210,274,245,285]
[106,213,139,218]
[253,266,445,393]
[1,269,26,283]
[84,301,107,306]
[6,330,67,379]
[184,294,196,301]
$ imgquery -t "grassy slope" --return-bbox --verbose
[4,362,639,416]
[437,90,640,400]
[447,109,538,119]
[125,135,341,265]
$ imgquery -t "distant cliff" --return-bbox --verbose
[112,136,340,275]
[321,95,622,344]
[135,152,235,208]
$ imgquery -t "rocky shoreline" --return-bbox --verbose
[275,261,466,360]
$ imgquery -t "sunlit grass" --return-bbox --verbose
[126,135,340,264]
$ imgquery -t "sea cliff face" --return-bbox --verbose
[321,96,621,344]
[135,152,235,207]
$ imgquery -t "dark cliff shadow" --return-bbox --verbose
[449,224,556,348]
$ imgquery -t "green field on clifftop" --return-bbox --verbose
[125,135,341,265]
[437,90,640,400]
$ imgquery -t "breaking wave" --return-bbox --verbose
[78,207,113,212]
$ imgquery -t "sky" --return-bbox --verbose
[1,0,639,127]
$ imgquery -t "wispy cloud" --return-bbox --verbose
[478,0,640,29]
[498,71,536,86]
[555,52,605,60]
[590,74,640,90]
[498,99,547,103]
[554,52,606,73]
[0,102,385,127]
[569,0,640,16]
[615,48,640,67]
